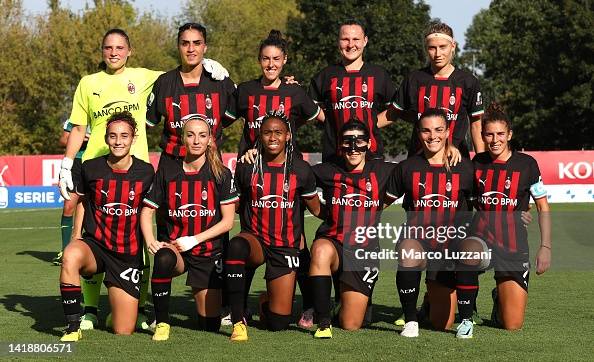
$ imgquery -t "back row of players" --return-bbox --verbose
[58,20,551,342]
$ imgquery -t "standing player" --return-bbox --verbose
[310,19,397,163]
[226,111,323,341]
[234,30,322,327]
[235,30,321,157]
[468,103,551,333]
[58,28,229,331]
[309,120,398,339]
[390,109,477,338]
[387,21,485,157]
[146,22,237,161]
[54,120,90,265]
[141,116,237,341]
[59,112,154,341]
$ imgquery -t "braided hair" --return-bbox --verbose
[251,110,294,229]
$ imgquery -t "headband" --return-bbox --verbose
[425,32,454,44]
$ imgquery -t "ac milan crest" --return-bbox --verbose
[366,181,372,192]
[505,178,511,190]
[202,190,208,200]
[278,103,285,113]
[449,95,455,106]
[445,181,452,192]
[283,183,290,193]
[205,96,212,110]
[128,82,136,94]
[362,83,368,93]
[128,190,135,200]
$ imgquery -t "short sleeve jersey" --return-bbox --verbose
[143,162,238,257]
[234,159,317,248]
[390,155,474,248]
[310,63,397,162]
[313,159,398,247]
[76,156,154,257]
[146,67,237,157]
[236,79,320,156]
[472,152,547,253]
[392,67,484,156]
[69,67,163,162]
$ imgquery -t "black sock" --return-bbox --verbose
[456,270,479,320]
[83,306,98,316]
[297,247,313,310]
[332,273,341,303]
[226,236,250,324]
[396,267,421,322]
[151,248,177,324]
[60,283,82,331]
[311,275,332,327]
[243,268,256,313]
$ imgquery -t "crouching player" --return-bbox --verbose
[309,120,398,338]
[390,109,477,338]
[141,116,238,341]
[226,111,323,341]
[467,103,551,332]
[59,112,154,341]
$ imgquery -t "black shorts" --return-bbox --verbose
[261,244,300,281]
[83,238,143,299]
[327,238,379,297]
[68,157,83,193]
[470,236,530,292]
[181,252,223,289]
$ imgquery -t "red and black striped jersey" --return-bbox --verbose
[313,159,398,247]
[77,156,154,257]
[146,67,236,157]
[235,79,320,156]
[472,151,547,253]
[310,63,397,162]
[391,155,474,248]
[234,158,317,248]
[392,67,483,157]
[143,159,238,257]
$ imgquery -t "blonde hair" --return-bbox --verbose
[182,117,225,183]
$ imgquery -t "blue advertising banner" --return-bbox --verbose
[0,186,63,209]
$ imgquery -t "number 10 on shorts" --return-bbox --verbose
[284,256,300,269]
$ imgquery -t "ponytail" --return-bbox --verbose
[206,140,225,183]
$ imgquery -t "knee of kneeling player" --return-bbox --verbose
[340,318,363,331]
[265,310,291,331]
[112,325,135,335]
[197,315,221,332]
[153,248,177,276]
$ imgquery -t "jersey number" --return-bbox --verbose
[120,267,141,284]
[284,256,300,269]
[362,267,379,284]
[215,259,223,274]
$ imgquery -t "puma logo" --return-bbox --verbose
[252,104,261,112]
[336,86,343,92]
[341,182,348,189]
[175,192,183,199]
[423,96,431,103]
[478,179,486,187]
[172,101,182,109]
[92,92,101,98]
[101,190,109,197]
[418,182,426,190]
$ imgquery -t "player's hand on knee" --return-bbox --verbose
[173,236,199,253]
[146,239,165,255]
[239,148,258,164]
[59,157,74,200]
[202,58,229,80]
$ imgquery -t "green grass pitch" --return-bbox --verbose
[0,204,593,360]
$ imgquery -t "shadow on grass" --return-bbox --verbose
[16,250,56,263]
[0,294,65,336]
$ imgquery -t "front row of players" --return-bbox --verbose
[59,106,551,341]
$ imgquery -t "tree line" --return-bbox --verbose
[0,0,591,155]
